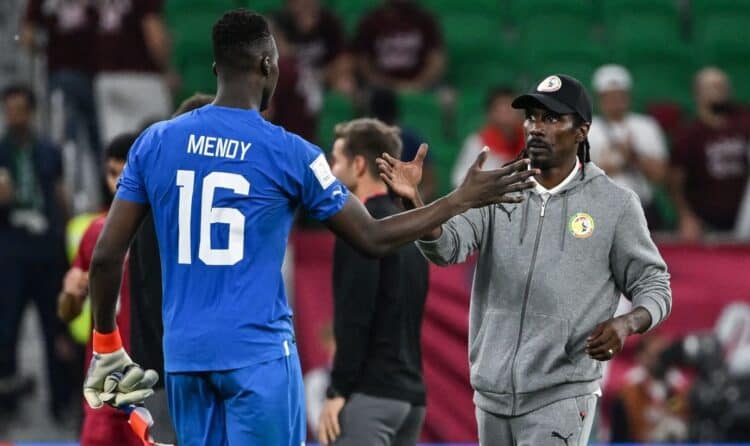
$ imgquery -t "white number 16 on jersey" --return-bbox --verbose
[176,170,249,266]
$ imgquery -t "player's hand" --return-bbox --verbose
[63,267,89,297]
[585,316,633,361]
[451,149,538,211]
[376,143,428,202]
[318,396,346,446]
[84,330,158,409]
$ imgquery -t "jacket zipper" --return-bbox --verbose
[510,196,548,415]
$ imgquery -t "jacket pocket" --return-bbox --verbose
[515,312,574,393]
[469,309,519,395]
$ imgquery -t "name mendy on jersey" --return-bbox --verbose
[187,134,252,160]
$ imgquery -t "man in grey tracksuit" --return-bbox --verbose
[377,74,672,445]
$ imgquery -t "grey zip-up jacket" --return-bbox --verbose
[417,163,671,416]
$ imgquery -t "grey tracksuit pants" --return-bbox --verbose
[333,393,426,446]
[476,394,598,446]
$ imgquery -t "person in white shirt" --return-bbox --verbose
[588,64,668,227]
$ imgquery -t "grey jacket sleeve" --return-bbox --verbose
[610,191,672,331]
[416,207,486,266]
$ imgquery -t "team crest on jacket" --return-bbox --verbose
[569,213,595,239]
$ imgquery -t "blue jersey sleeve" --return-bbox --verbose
[115,127,156,204]
[289,136,349,220]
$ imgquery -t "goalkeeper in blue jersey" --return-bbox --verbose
[83,9,539,446]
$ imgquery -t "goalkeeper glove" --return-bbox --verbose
[83,328,158,409]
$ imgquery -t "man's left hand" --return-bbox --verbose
[318,396,346,446]
[586,316,632,361]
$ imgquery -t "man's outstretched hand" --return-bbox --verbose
[377,143,428,204]
[379,145,538,211]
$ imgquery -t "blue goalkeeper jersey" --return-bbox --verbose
[116,105,349,372]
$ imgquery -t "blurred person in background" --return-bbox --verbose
[353,0,445,93]
[57,132,142,446]
[669,67,750,240]
[21,0,100,154]
[265,19,318,142]
[451,86,525,187]
[658,302,750,441]
[0,84,73,420]
[319,119,429,446]
[588,65,668,229]
[272,0,355,96]
[610,334,689,443]
[93,0,174,146]
[369,87,436,200]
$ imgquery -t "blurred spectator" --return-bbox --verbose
[610,335,689,443]
[0,84,73,420]
[669,67,750,240]
[658,302,750,441]
[266,20,318,142]
[272,0,354,96]
[57,133,141,446]
[353,0,445,93]
[93,0,174,146]
[21,0,100,154]
[369,87,437,200]
[304,323,336,439]
[451,86,524,187]
[589,65,668,229]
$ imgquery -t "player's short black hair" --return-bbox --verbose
[2,84,36,109]
[212,9,272,71]
[335,118,403,179]
[105,132,137,162]
[485,85,516,111]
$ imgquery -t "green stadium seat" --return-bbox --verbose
[441,14,503,55]
[440,13,511,89]
[399,93,444,141]
[517,15,594,50]
[238,0,283,14]
[429,0,503,16]
[519,43,605,87]
[509,0,593,23]
[601,0,679,20]
[456,89,486,145]
[318,92,355,151]
[695,14,750,52]
[612,43,695,110]
[165,0,238,19]
[170,14,215,51]
[694,14,750,100]
[607,13,683,51]
[691,0,750,18]
[326,0,379,32]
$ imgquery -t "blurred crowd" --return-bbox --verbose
[0,0,749,444]
[608,303,750,443]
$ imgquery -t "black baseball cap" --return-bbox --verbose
[512,74,593,123]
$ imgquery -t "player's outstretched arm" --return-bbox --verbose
[90,199,148,333]
[325,150,538,258]
[85,199,157,410]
